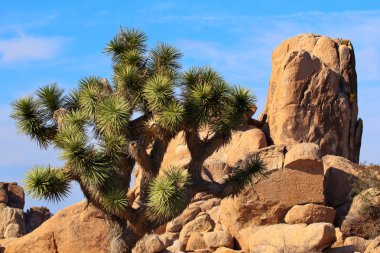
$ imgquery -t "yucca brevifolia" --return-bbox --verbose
[11,28,265,253]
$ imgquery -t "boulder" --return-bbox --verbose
[203,231,233,250]
[332,228,345,248]
[245,223,336,253]
[0,207,26,239]
[6,184,24,209]
[0,183,24,209]
[186,233,207,251]
[285,204,336,224]
[260,33,362,162]
[220,144,324,236]
[0,201,109,253]
[166,206,202,233]
[25,207,51,232]
[344,236,371,252]
[341,188,380,239]
[179,213,214,247]
[364,236,380,253]
[132,233,177,253]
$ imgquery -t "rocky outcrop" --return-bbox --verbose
[260,34,362,163]
[0,201,108,253]
[0,206,26,239]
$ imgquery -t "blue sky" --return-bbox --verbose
[1,1,380,213]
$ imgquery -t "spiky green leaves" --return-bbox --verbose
[11,97,55,148]
[105,28,147,60]
[25,166,71,203]
[223,155,266,197]
[96,96,131,134]
[102,186,129,215]
[78,76,110,116]
[149,43,182,78]
[143,75,174,111]
[147,167,190,222]
[215,86,256,131]
[36,83,64,118]
[158,101,184,132]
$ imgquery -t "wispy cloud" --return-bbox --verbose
[0,34,68,65]
[175,10,380,85]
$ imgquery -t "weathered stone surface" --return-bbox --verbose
[6,184,24,210]
[0,201,108,253]
[25,207,51,233]
[323,155,362,210]
[364,236,380,253]
[133,233,177,253]
[260,33,362,162]
[166,206,202,233]
[186,233,207,251]
[284,143,322,170]
[332,228,345,248]
[220,144,324,236]
[246,223,336,253]
[214,247,242,253]
[285,204,336,224]
[0,183,24,210]
[341,188,380,239]
[344,236,371,253]
[179,213,214,246]
[0,207,25,239]
[203,231,233,250]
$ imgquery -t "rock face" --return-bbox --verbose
[0,201,108,253]
[260,33,362,163]
[341,188,380,239]
[219,143,325,236]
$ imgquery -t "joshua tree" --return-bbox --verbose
[11,28,265,253]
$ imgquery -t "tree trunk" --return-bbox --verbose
[107,216,138,253]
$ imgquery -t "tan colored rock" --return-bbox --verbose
[133,233,177,253]
[4,224,22,239]
[0,207,25,239]
[203,231,233,250]
[260,33,362,162]
[341,188,380,239]
[332,228,345,248]
[284,143,322,169]
[186,233,207,251]
[214,247,243,253]
[220,145,324,236]
[246,223,336,253]
[179,213,214,246]
[1,201,108,253]
[285,204,336,224]
[166,206,202,233]
[365,236,380,253]
[344,236,371,252]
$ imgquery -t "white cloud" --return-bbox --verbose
[0,34,67,65]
